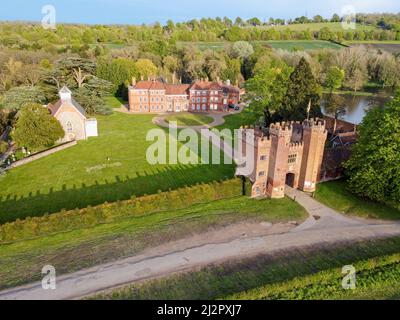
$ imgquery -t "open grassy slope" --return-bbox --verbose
[0,195,306,290]
[0,112,235,223]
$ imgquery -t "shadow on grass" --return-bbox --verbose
[0,164,235,224]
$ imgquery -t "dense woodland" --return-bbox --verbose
[1,13,400,135]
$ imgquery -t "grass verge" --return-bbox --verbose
[315,180,400,220]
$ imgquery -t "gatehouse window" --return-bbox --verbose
[288,154,297,164]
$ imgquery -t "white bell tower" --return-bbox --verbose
[59,86,72,102]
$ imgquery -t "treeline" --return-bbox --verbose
[0,179,242,243]
[0,12,399,52]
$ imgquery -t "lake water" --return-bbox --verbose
[321,91,393,124]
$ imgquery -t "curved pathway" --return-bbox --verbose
[152,111,239,130]
[1,187,399,300]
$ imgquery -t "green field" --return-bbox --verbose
[165,113,214,126]
[0,195,306,290]
[0,112,235,223]
[177,40,344,51]
[257,22,376,32]
[90,237,400,300]
[315,180,400,220]
[253,40,344,50]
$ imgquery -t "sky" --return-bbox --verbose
[0,0,399,25]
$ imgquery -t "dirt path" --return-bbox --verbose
[1,188,399,300]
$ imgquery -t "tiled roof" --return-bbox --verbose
[48,100,62,116]
[133,80,166,90]
[165,84,190,95]
[189,81,222,91]
[48,98,87,118]
[132,80,240,95]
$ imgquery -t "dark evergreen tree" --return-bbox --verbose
[275,57,322,121]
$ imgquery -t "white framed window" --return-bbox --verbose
[66,121,73,133]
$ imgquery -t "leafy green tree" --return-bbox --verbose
[12,104,64,150]
[135,58,158,79]
[325,66,345,92]
[313,15,324,23]
[231,41,254,59]
[331,14,341,22]
[247,17,262,26]
[221,58,242,84]
[246,66,292,125]
[97,57,137,97]
[324,93,346,119]
[0,86,47,110]
[277,57,322,121]
[345,91,400,207]
[234,17,245,27]
[0,141,7,154]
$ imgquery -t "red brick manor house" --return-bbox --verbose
[128,78,242,113]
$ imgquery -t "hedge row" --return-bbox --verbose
[0,178,242,243]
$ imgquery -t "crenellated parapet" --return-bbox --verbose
[269,121,293,138]
[302,118,327,134]
[288,141,304,151]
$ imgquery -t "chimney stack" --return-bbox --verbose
[132,77,136,86]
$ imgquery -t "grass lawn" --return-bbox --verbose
[0,112,235,223]
[0,195,307,290]
[103,96,127,108]
[165,113,214,126]
[315,180,400,220]
[90,237,400,300]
